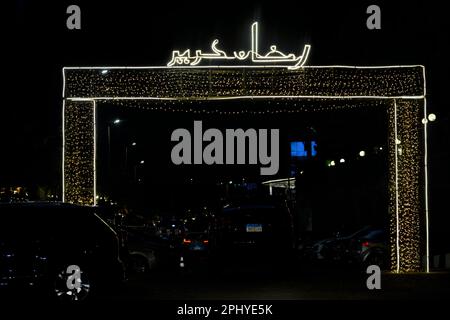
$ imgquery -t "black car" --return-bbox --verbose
[350,229,387,269]
[211,204,295,264]
[323,226,378,264]
[0,202,125,301]
[311,226,386,268]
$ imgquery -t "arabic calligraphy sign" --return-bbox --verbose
[167,22,311,69]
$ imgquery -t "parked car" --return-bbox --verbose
[177,232,211,271]
[125,220,183,273]
[0,202,126,301]
[94,205,131,271]
[350,229,387,269]
[126,228,162,274]
[304,238,335,261]
[95,207,181,274]
[327,226,378,263]
[182,232,210,253]
[308,226,387,269]
[210,204,295,264]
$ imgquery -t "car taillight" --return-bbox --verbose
[362,241,370,247]
[183,239,192,244]
[203,240,209,244]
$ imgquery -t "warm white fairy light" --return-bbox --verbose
[388,99,423,272]
[63,65,425,100]
[63,100,96,205]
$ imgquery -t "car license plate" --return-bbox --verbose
[246,224,263,232]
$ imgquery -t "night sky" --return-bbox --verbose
[5,1,450,219]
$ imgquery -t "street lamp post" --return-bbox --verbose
[107,119,122,198]
[107,124,111,174]
[108,119,122,166]
[125,142,137,176]
[134,160,145,183]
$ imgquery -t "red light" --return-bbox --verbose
[203,240,209,244]
[183,239,192,244]
[362,241,370,247]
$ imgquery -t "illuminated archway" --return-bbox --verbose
[62,65,427,273]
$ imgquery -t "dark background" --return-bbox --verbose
[5,1,450,252]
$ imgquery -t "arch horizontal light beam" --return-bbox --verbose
[66,95,425,101]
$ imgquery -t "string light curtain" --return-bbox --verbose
[63,100,95,206]
[388,99,424,272]
[64,67,424,98]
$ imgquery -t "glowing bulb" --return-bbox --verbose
[330,160,336,166]
[428,113,436,122]
[101,69,109,75]
[131,142,137,146]
[359,151,366,157]
[113,119,121,124]
[340,158,345,163]
[140,160,145,164]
